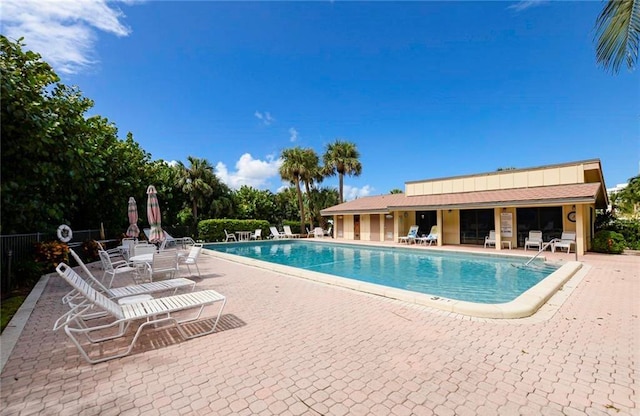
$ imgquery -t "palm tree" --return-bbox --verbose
[594,0,639,73]
[322,140,362,203]
[299,148,323,223]
[176,156,215,227]
[279,147,309,232]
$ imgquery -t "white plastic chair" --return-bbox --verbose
[137,251,179,282]
[524,230,544,251]
[270,227,285,239]
[179,244,203,277]
[552,231,576,253]
[399,225,419,244]
[484,230,496,248]
[98,250,137,288]
[224,230,237,242]
[250,229,262,240]
[283,226,300,238]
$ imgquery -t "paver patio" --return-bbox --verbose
[1,244,638,415]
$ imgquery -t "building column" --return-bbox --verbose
[494,208,502,250]
[576,205,585,256]
[437,209,443,246]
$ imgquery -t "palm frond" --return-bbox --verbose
[594,0,639,73]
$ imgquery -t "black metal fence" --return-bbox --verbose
[0,229,102,294]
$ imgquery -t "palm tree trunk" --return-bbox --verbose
[339,173,344,203]
[192,199,199,232]
[295,178,306,232]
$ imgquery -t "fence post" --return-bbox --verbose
[6,249,13,292]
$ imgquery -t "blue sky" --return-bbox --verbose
[2,1,638,199]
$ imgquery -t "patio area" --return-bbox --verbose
[1,244,638,415]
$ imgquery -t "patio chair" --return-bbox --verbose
[283,225,300,238]
[132,242,156,258]
[270,226,285,239]
[306,227,314,238]
[120,238,138,260]
[324,226,333,237]
[552,231,576,253]
[179,243,203,277]
[313,227,324,238]
[418,226,438,246]
[250,229,262,240]
[136,250,179,282]
[524,230,544,251]
[224,230,237,242]
[99,250,137,288]
[96,241,121,260]
[484,230,496,248]
[399,225,419,244]
[54,262,226,364]
[61,249,196,321]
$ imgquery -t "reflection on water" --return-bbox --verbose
[207,241,558,304]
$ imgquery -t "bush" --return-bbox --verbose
[592,230,626,254]
[34,241,69,272]
[595,216,640,250]
[198,219,271,242]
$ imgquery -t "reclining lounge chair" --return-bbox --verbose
[55,263,226,364]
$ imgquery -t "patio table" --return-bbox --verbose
[236,231,252,241]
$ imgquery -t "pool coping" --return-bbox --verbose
[204,241,583,319]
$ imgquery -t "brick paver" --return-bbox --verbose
[1,245,638,415]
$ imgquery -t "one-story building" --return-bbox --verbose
[320,159,608,255]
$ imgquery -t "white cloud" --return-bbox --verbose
[1,0,132,74]
[289,127,299,142]
[507,0,548,12]
[254,111,275,126]
[343,185,373,201]
[215,153,282,190]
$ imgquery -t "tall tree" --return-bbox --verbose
[279,147,310,232]
[594,0,639,73]
[176,156,215,227]
[322,140,363,203]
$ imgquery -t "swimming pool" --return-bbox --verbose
[205,240,572,308]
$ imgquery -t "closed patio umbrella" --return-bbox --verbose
[146,185,165,243]
[126,197,140,238]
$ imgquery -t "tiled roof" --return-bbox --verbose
[321,183,603,214]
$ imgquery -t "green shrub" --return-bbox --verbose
[198,219,271,242]
[34,241,69,272]
[592,230,626,254]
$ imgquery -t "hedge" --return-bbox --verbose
[198,219,271,242]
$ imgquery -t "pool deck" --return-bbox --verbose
[1,242,638,415]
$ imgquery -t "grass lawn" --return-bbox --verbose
[1,295,27,332]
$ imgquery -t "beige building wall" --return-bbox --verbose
[406,163,590,196]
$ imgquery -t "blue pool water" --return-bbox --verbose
[206,240,558,304]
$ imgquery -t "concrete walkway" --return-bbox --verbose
[1,245,638,415]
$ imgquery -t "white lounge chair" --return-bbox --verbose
[399,225,419,244]
[306,227,314,238]
[283,225,300,238]
[524,230,544,251]
[270,226,285,239]
[313,227,324,238]
[179,244,203,277]
[63,249,196,318]
[552,231,576,253]
[484,230,496,248]
[54,262,226,364]
[324,226,333,238]
[418,226,438,246]
[224,230,237,242]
